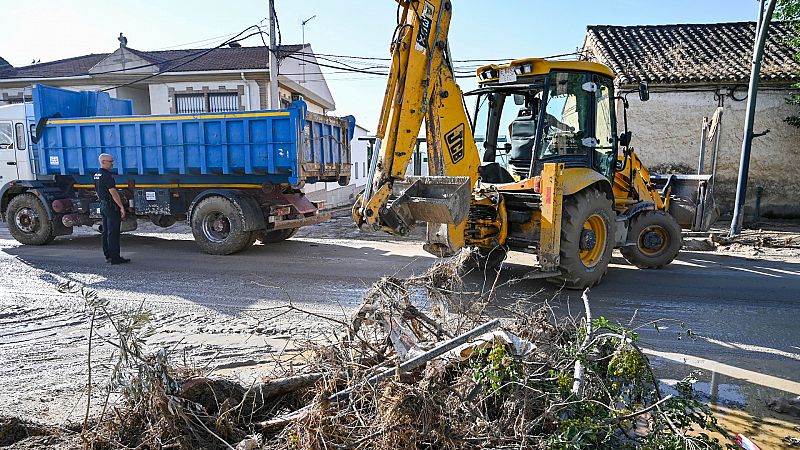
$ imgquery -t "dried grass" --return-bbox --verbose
[64,249,733,450]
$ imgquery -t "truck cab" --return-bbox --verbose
[0,104,36,185]
[470,59,618,187]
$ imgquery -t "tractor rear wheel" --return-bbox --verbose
[620,210,682,269]
[550,188,614,289]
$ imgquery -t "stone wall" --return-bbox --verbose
[622,87,800,218]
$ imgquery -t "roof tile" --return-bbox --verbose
[583,22,800,85]
[1,45,305,79]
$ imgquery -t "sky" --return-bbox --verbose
[1,0,764,131]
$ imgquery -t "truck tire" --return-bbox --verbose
[6,194,55,245]
[620,210,682,269]
[550,188,614,289]
[256,227,298,244]
[191,196,254,255]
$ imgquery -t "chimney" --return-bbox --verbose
[118,33,128,48]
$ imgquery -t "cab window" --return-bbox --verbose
[594,78,616,177]
[15,123,26,150]
[537,72,591,159]
[0,123,13,149]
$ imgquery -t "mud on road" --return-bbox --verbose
[0,212,799,446]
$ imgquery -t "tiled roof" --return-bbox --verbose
[0,44,306,79]
[583,22,800,85]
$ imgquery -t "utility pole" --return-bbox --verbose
[301,15,316,84]
[730,0,777,236]
[268,0,280,109]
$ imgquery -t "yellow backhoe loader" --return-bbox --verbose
[353,0,715,289]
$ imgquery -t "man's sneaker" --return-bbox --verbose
[109,258,130,265]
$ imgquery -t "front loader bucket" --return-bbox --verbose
[389,176,472,227]
[650,174,718,232]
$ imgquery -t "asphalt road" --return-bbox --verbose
[1,214,798,423]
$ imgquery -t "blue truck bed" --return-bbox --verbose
[31,84,354,187]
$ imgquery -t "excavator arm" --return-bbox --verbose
[353,0,481,255]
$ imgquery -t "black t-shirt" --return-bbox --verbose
[94,168,116,203]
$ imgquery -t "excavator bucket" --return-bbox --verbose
[650,174,718,232]
[389,176,472,227]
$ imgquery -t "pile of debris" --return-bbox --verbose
[61,253,733,449]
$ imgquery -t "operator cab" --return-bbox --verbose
[467,59,617,186]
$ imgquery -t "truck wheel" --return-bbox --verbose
[191,196,253,255]
[256,228,298,244]
[620,210,682,269]
[550,188,614,289]
[6,194,55,245]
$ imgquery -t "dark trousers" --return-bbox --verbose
[100,202,121,260]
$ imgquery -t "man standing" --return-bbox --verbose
[94,153,130,264]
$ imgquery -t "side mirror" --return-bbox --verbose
[513,94,525,105]
[638,81,650,102]
[502,142,512,153]
[619,131,632,147]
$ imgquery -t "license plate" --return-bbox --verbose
[499,67,517,83]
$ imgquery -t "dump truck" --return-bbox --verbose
[353,0,715,289]
[0,84,354,254]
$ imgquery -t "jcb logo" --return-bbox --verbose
[445,124,465,163]
[415,1,435,53]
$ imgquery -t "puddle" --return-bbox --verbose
[650,356,800,449]
[660,378,747,406]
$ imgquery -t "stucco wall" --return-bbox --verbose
[114,86,150,115]
[622,88,800,218]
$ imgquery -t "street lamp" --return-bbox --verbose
[301,14,316,83]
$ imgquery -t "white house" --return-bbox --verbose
[582,22,800,218]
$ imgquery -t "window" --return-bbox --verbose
[354,161,359,179]
[174,92,240,113]
[175,94,206,114]
[15,123,25,150]
[0,123,13,150]
[538,72,591,159]
[209,93,239,112]
[594,78,616,177]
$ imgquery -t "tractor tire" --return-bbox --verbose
[6,194,55,245]
[191,196,254,255]
[256,227,298,244]
[550,188,615,290]
[620,210,682,269]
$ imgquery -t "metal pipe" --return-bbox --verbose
[240,72,251,110]
[698,116,709,175]
[753,186,764,222]
[709,107,723,197]
[329,319,502,403]
[730,0,777,236]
